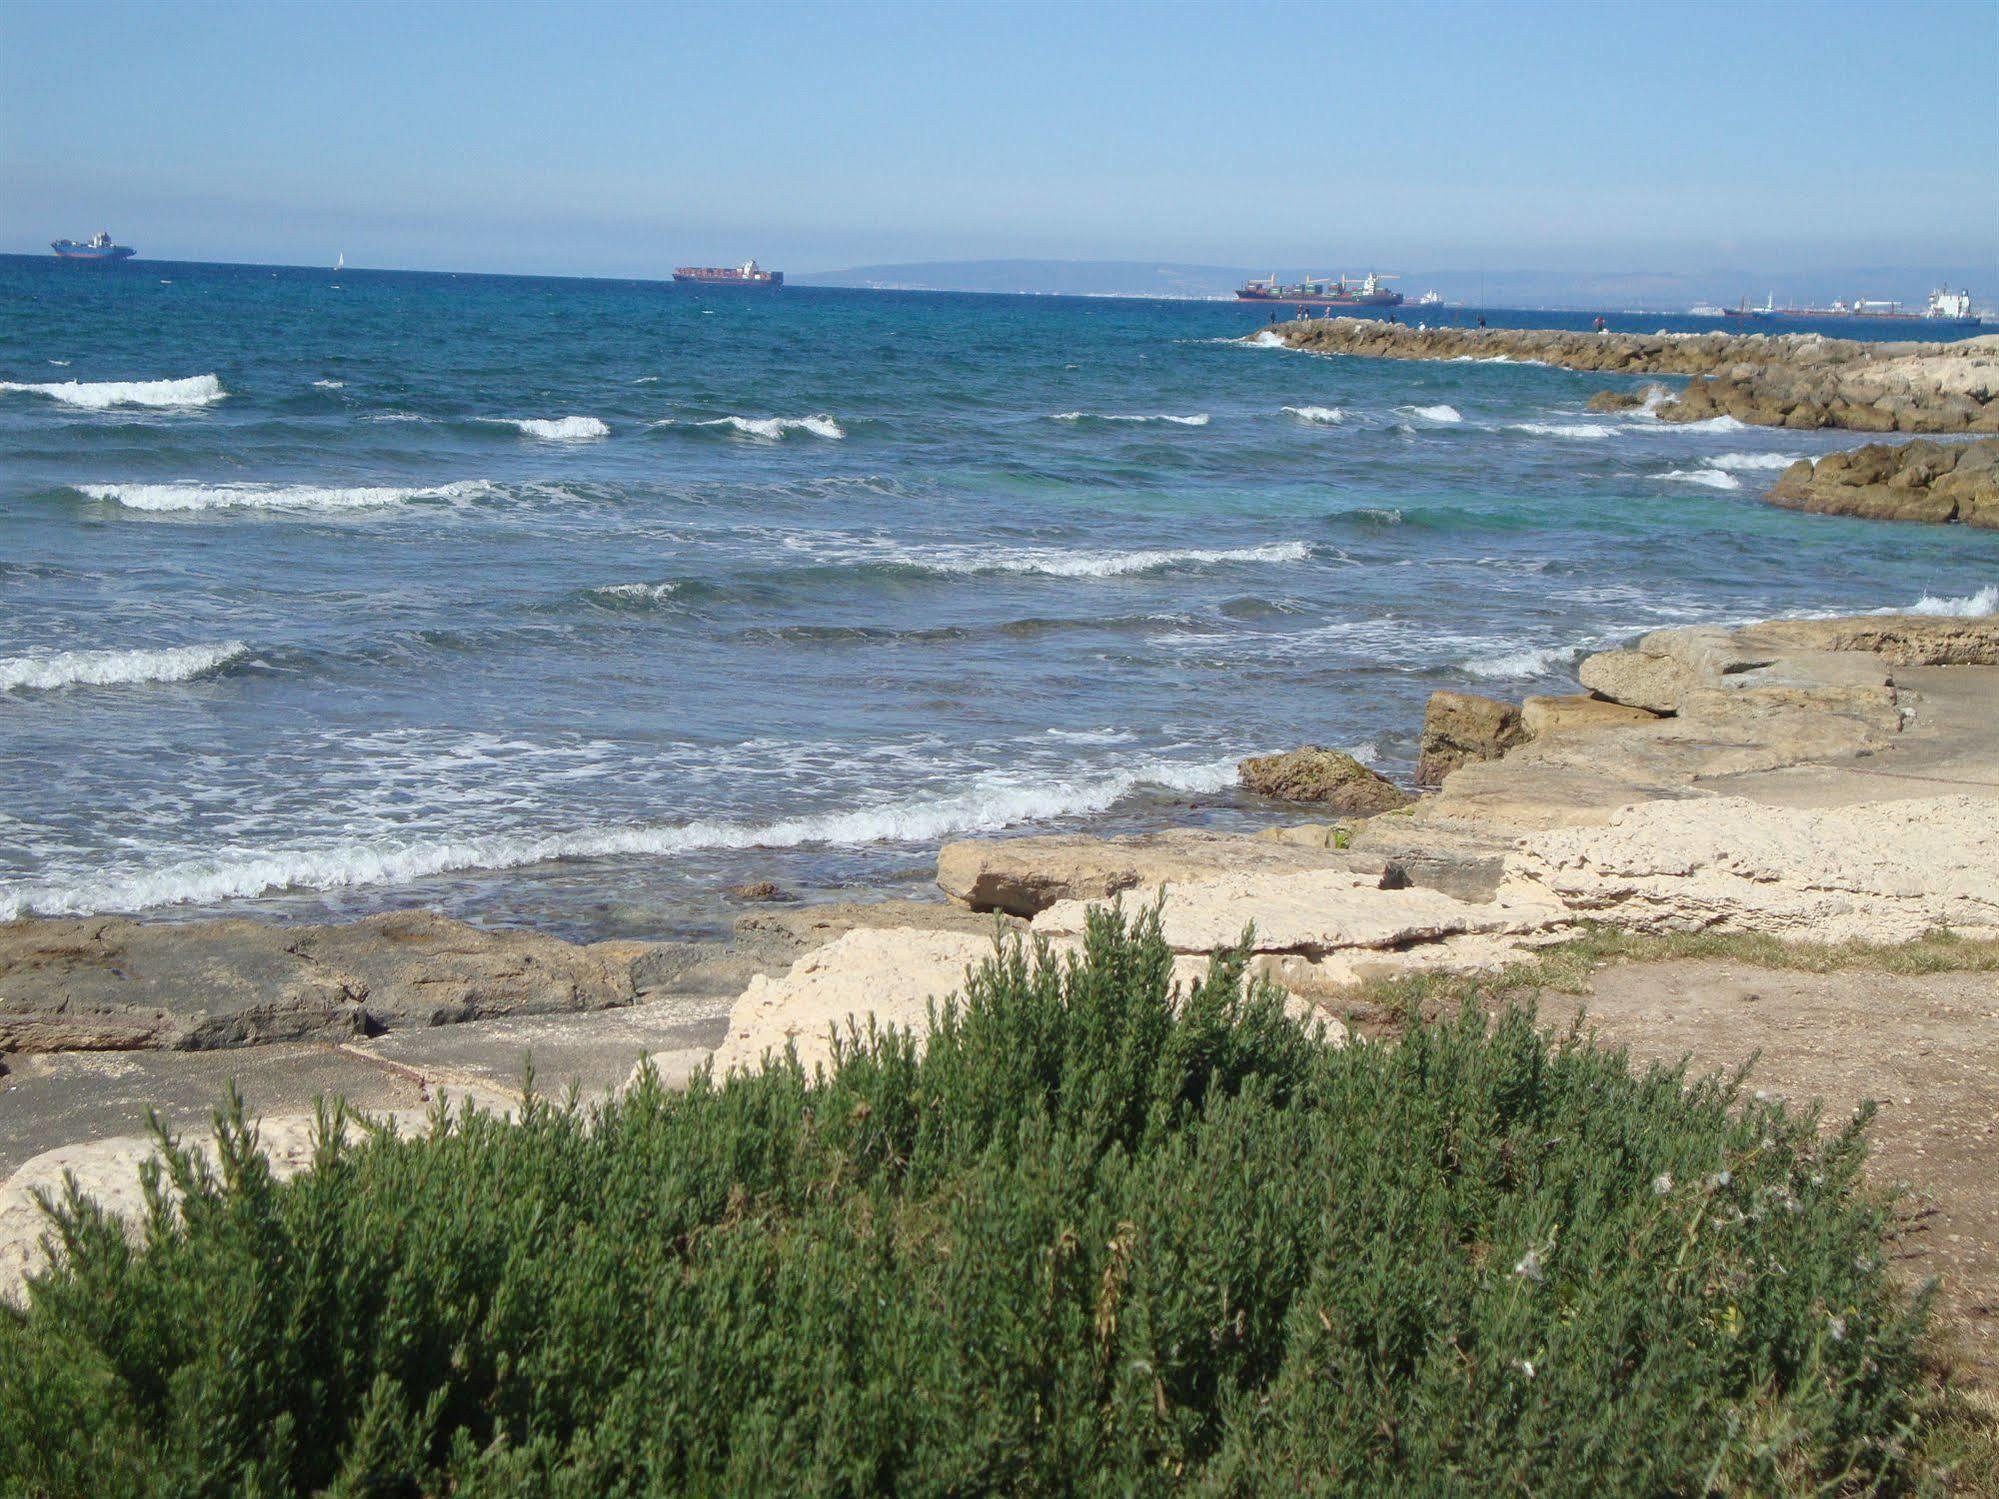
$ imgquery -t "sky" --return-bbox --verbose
[4,0,1996,280]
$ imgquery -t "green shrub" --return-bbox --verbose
[0,905,1932,1495]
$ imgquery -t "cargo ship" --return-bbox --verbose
[1237,271,1401,308]
[673,259,782,288]
[51,231,136,263]
[1723,288,1980,327]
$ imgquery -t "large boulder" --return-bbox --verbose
[1766,437,1999,527]
[1415,692,1527,785]
[1238,747,1415,813]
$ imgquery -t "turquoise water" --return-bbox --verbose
[3,257,1994,938]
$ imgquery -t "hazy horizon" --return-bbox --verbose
[5,0,1996,282]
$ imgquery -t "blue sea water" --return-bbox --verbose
[3,256,1994,938]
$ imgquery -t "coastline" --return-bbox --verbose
[1253,317,1999,433]
[8,607,1999,1364]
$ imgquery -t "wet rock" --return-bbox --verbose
[1415,691,1527,785]
[1237,747,1415,813]
[725,880,792,903]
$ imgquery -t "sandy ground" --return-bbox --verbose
[1544,959,1999,1385]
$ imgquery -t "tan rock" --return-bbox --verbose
[1507,794,1999,943]
[0,909,654,1054]
[1237,746,1414,813]
[1415,691,1527,785]
[935,828,1358,916]
[707,927,1000,1077]
[1034,868,1564,959]
[1520,694,1662,738]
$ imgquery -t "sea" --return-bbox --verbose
[3,255,1995,940]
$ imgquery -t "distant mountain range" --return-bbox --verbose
[795,259,1995,312]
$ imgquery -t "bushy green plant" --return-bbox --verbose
[0,905,1933,1495]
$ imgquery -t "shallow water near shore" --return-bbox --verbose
[3,256,1996,939]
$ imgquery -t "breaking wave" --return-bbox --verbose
[1905,585,1998,617]
[482,415,610,441]
[1460,643,1579,679]
[0,373,226,409]
[1248,330,1288,348]
[312,378,345,389]
[0,641,249,693]
[1399,404,1462,423]
[1659,467,1743,491]
[583,581,681,604]
[1283,405,1345,425]
[1709,452,1805,472]
[657,414,845,439]
[828,540,1312,579]
[1510,420,1617,440]
[0,756,1240,917]
[76,480,491,513]
[1050,411,1210,426]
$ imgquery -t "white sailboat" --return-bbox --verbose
[334,252,345,273]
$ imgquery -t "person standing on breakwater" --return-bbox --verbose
[1594,315,1607,333]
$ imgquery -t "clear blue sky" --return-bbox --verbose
[4,0,1994,277]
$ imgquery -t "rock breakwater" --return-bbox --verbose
[1253,318,1999,433]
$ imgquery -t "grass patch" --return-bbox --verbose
[0,907,1944,1494]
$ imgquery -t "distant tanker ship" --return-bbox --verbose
[1723,287,1980,327]
[673,259,782,288]
[51,231,135,263]
[1237,270,1401,308]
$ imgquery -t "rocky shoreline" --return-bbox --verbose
[8,611,1998,1286]
[1254,318,1999,433]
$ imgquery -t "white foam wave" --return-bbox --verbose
[689,414,844,439]
[0,756,1240,917]
[0,373,225,410]
[1904,585,1998,617]
[77,480,490,513]
[1050,411,1210,426]
[1400,404,1462,423]
[587,582,680,602]
[1709,452,1805,472]
[1461,643,1577,679]
[1653,414,1748,433]
[1510,421,1617,440]
[1283,405,1345,425]
[1660,468,1743,491]
[312,378,345,389]
[483,415,610,441]
[1248,330,1288,348]
[868,540,1311,579]
[368,411,429,424]
[0,641,249,693]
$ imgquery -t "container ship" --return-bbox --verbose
[1723,288,1980,327]
[50,231,135,263]
[1237,271,1401,308]
[673,259,782,288]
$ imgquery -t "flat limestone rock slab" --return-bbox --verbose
[936,828,1357,916]
[1035,869,1564,958]
[0,909,654,1053]
[1508,793,1999,942]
